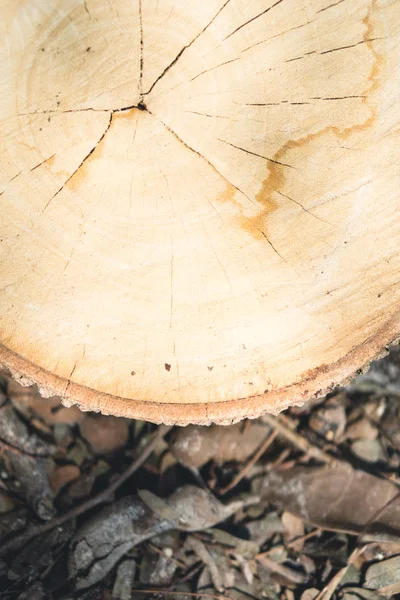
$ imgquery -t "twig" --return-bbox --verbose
[256,528,322,557]
[218,430,278,494]
[0,424,172,557]
[314,545,367,600]
[287,527,322,548]
[132,590,234,600]
[256,554,308,584]
[261,414,335,464]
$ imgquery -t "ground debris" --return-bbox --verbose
[169,421,270,468]
[69,484,255,589]
[256,463,400,540]
[0,401,55,519]
[364,555,400,595]
[2,349,400,599]
[112,558,137,600]
[79,414,130,455]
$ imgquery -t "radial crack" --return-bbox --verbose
[147,109,256,207]
[139,0,144,97]
[218,139,294,169]
[30,154,56,172]
[320,37,382,55]
[42,112,113,213]
[189,57,240,82]
[224,0,285,40]
[317,0,346,14]
[144,0,233,95]
[17,107,109,117]
[257,229,288,264]
[274,189,335,226]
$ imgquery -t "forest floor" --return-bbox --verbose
[1,348,400,600]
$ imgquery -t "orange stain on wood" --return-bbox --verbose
[236,0,384,243]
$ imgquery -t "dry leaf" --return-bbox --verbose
[186,536,224,592]
[49,465,81,496]
[7,453,55,520]
[170,422,270,468]
[351,439,385,463]
[0,493,15,514]
[300,589,320,600]
[79,414,130,455]
[112,559,136,600]
[69,495,171,590]
[0,403,50,456]
[258,463,400,540]
[345,418,378,442]
[364,555,400,595]
[4,373,83,425]
[341,587,380,600]
[282,511,305,552]
[147,552,177,586]
[69,485,254,589]
[309,397,347,441]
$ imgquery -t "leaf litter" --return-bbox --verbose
[0,347,400,598]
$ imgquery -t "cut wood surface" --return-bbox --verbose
[1,0,400,424]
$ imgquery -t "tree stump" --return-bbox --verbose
[1,0,400,424]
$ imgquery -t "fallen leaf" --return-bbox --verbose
[282,511,305,552]
[5,373,83,425]
[186,536,224,592]
[112,559,136,600]
[49,465,81,496]
[203,528,260,559]
[69,495,170,590]
[0,508,27,542]
[308,396,347,441]
[364,555,400,595]
[7,452,55,520]
[0,493,15,514]
[341,587,380,600]
[351,439,385,463]
[257,463,400,540]
[69,485,254,589]
[79,414,130,455]
[169,422,270,468]
[15,581,47,600]
[148,552,177,586]
[300,589,320,600]
[345,417,378,442]
[246,511,283,545]
[0,403,56,518]
[0,403,50,456]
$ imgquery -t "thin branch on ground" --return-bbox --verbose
[256,554,308,584]
[261,414,336,464]
[133,590,235,600]
[218,430,278,494]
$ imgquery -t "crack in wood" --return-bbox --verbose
[147,108,255,208]
[189,58,240,83]
[41,112,113,213]
[144,0,233,95]
[218,139,295,169]
[317,0,347,14]
[224,0,285,40]
[139,0,144,98]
